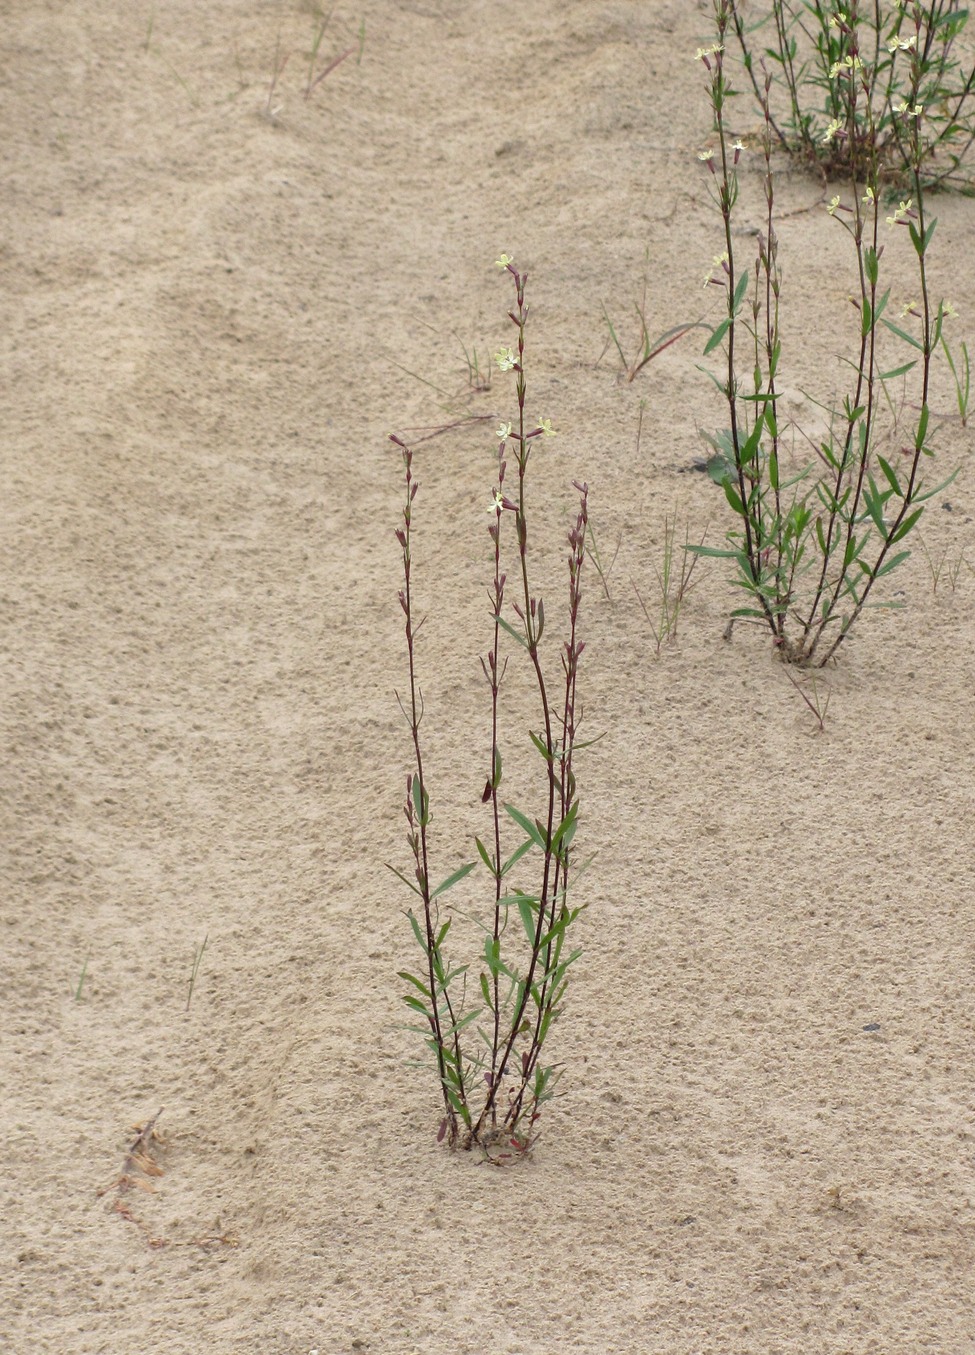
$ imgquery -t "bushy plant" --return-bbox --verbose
[728,0,975,188]
[693,0,965,665]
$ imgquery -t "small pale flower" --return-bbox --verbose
[487,490,505,514]
[496,421,512,440]
[538,418,557,437]
[822,116,844,144]
[887,33,917,52]
[829,10,848,28]
[862,185,875,204]
[703,251,730,288]
[694,43,724,61]
[494,347,517,371]
[900,300,918,317]
[895,98,923,116]
[943,300,959,320]
[697,148,715,162]
[495,253,514,270]
[827,194,842,216]
[829,54,863,77]
[886,197,913,226]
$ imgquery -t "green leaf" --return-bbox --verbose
[431,861,476,899]
[517,894,539,944]
[877,455,902,497]
[863,481,889,537]
[529,730,554,762]
[445,1008,481,1038]
[732,267,750,314]
[875,549,910,578]
[505,804,546,851]
[551,802,579,855]
[914,465,960,503]
[539,907,580,951]
[483,936,502,976]
[496,615,527,648]
[493,744,502,789]
[398,970,432,998]
[401,994,430,1016]
[890,505,924,544]
[443,1085,468,1117]
[704,316,731,356]
[686,544,742,559]
[915,402,929,451]
[474,836,495,873]
[879,359,917,381]
[723,479,745,515]
[501,836,534,876]
[407,910,428,953]
[881,317,923,350]
[386,863,421,896]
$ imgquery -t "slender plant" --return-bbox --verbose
[389,256,590,1156]
[603,248,701,382]
[728,0,975,189]
[692,1,962,665]
[632,510,709,656]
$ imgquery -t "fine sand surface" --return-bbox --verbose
[3,2,975,1352]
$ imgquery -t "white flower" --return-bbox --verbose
[943,300,959,320]
[887,33,917,52]
[494,347,517,372]
[495,253,514,270]
[487,491,505,514]
[538,418,557,437]
[862,185,875,204]
[827,194,841,216]
[496,421,512,440]
[886,197,913,226]
[697,148,715,162]
[694,43,724,61]
[822,117,844,144]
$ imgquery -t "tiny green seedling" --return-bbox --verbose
[74,951,91,1002]
[603,248,701,383]
[186,932,208,1012]
[632,509,707,656]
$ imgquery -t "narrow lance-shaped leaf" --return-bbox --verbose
[431,861,476,899]
[505,804,547,851]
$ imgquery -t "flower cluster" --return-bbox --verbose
[829,53,863,78]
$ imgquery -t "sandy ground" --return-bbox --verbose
[3,1,975,1352]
